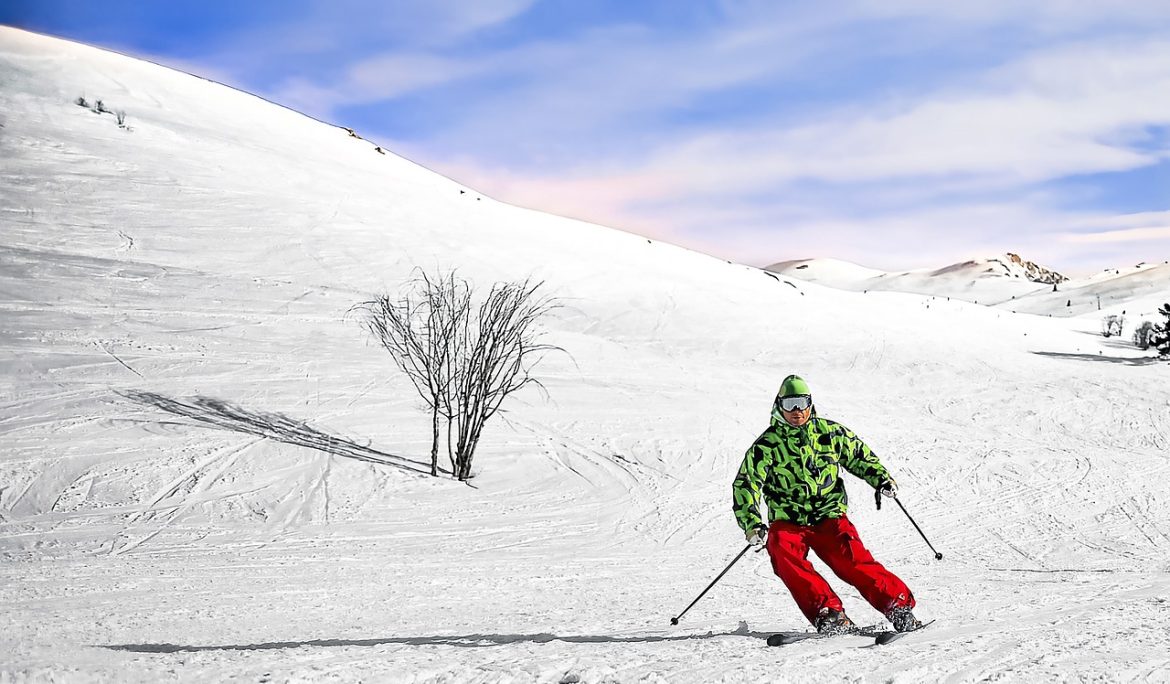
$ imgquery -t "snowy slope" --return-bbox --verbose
[1007,262,1170,322]
[3,27,1170,683]
[770,256,1170,321]
[768,255,1057,306]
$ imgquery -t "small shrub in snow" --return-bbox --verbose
[76,96,130,129]
[1101,314,1125,338]
[1133,321,1156,350]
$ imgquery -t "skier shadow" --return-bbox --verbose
[103,626,774,653]
[120,390,431,475]
[1030,351,1163,366]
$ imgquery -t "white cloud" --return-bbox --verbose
[850,0,1170,28]
[273,17,820,130]
[1061,212,1170,244]
[631,39,1170,200]
[270,52,486,115]
[199,0,537,94]
[1063,226,1170,244]
[292,0,539,50]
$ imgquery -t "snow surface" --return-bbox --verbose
[2,27,1170,683]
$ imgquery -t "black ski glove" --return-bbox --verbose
[746,525,767,549]
[875,478,897,509]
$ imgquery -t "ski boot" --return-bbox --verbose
[814,607,856,635]
[885,605,923,633]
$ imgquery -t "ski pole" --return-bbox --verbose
[893,497,944,561]
[670,543,753,625]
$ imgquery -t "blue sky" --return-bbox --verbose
[4,1,1170,275]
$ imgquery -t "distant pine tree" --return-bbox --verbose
[1156,303,1170,356]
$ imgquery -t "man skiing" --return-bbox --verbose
[732,374,921,634]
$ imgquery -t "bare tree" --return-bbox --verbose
[1101,314,1125,338]
[449,279,560,481]
[355,270,470,476]
[356,271,560,480]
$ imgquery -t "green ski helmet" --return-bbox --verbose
[779,374,811,398]
[772,374,813,422]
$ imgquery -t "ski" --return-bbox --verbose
[766,624,884,647]
[766,632,822,646]
[767,620,933,647]
[871,620,934,646]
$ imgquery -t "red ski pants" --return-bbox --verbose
[766,515,914,625]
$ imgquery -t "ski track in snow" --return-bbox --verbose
[2,27,1170,683]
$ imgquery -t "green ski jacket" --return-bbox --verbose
[733,414,890,530]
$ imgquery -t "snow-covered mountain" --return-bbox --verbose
[1007,261,1170,320]
[2,27,1169,683]
[913,252,1068,285]
[768,254,1170,320]
[999,252,1067,284]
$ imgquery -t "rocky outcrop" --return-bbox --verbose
[1003,253,1068,284]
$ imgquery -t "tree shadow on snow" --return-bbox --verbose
[120,390,432,475]
[102,626,774,653]
[1030,351,1164,366]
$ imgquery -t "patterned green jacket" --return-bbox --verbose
[733,414,890,529]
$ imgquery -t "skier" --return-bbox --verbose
[732,374,922,635]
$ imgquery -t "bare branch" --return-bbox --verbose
[356,271,561,481]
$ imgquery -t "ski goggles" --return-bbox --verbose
[776,395,813,412]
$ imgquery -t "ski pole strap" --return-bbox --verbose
[874,487,882,510]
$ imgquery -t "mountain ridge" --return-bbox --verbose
[767,254,1170,317]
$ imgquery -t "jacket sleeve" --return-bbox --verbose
[732,442,768,533]
[834,424,889,489]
